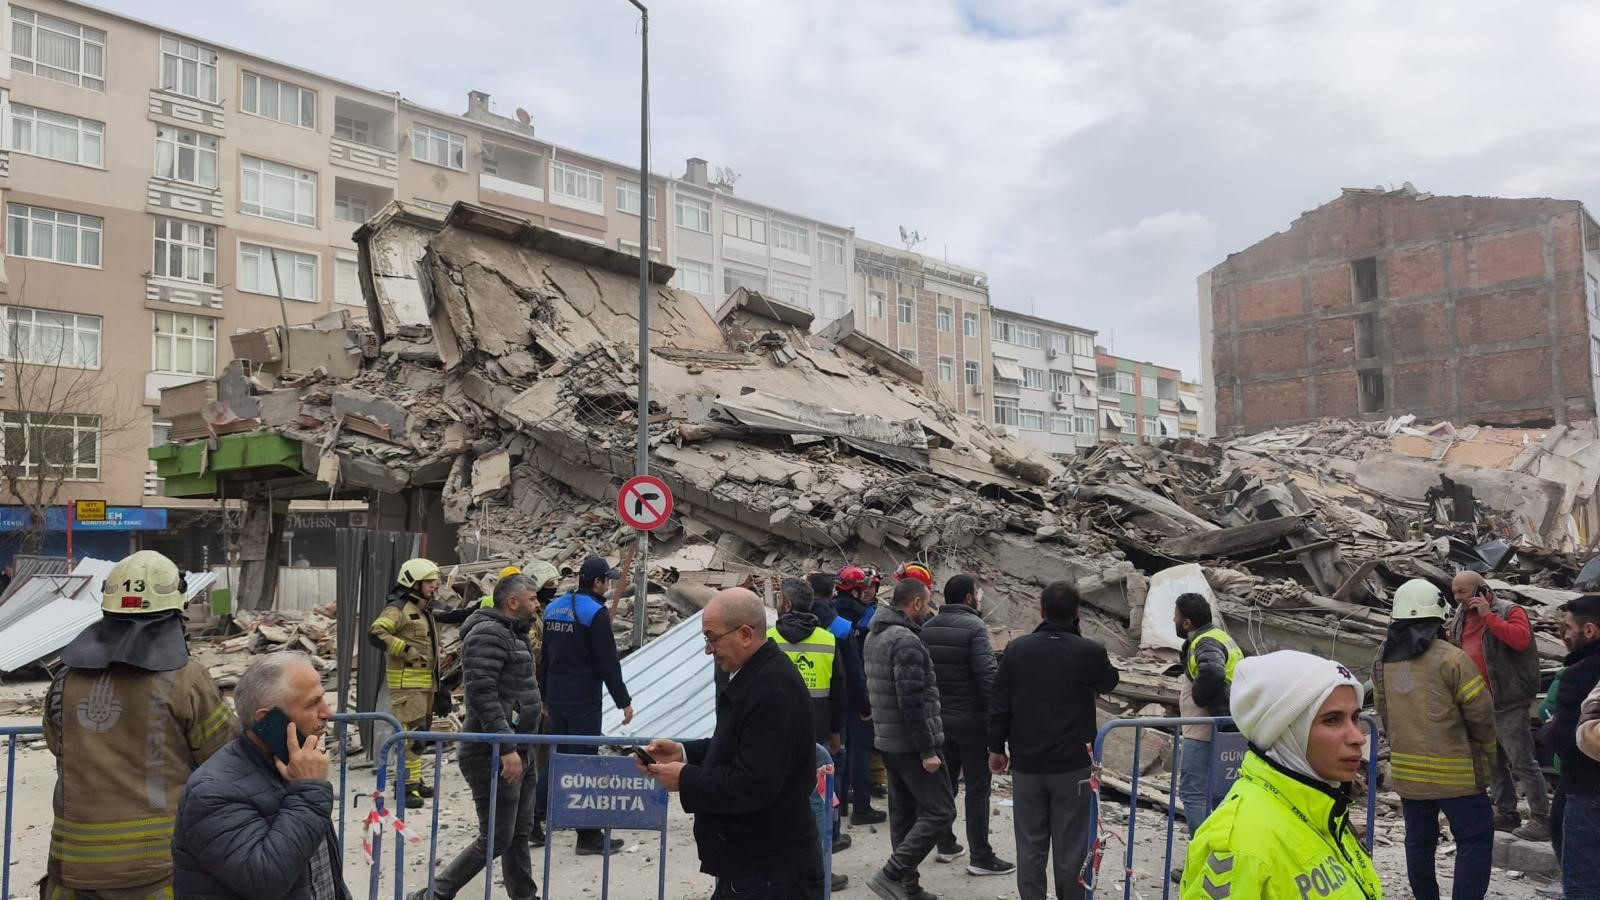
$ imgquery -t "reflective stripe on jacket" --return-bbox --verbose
[369,594,437,689]
[766,625,837,699]
[1372,639,1497,800]
[1181,751,1382,900]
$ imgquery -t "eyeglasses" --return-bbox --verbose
[702,625,744,648]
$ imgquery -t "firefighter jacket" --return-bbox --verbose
[1372,635,1498,800]
[368,589,438,690]
[1181,751,1383,900]
[43,658,238,891]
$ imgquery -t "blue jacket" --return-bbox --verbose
[172,734,351,900]
[833,594,874,717]
[538,590,631,710]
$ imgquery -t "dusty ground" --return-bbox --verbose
[0,674,1560,899]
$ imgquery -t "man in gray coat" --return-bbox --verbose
[865,577,956,900]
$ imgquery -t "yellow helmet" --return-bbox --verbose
[498,565,522,580]
[523,560,561,588]
[101,550,187,615]
[397,557,440,589]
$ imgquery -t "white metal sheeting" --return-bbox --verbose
[601,611,717,741]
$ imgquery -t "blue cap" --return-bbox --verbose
[579,556,622,585]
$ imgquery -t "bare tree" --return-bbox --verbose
[0,276,139,554]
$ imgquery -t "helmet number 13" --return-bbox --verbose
[121,579,146,592]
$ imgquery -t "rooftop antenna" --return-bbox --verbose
[898,226,924,252]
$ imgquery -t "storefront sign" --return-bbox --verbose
[0,506,169,532]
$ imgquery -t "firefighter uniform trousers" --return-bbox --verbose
[41,661,237,899]
[371,595,439,787]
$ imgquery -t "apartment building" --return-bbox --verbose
[1178,378,1205,437]
[1096,352,1189,445]
[849,238,990,417]
[0,0,672,563]
[985,308,1098,457]
[663,158,855,323]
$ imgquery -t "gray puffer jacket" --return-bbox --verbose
[460,607,543,762]
[865,606,944,756]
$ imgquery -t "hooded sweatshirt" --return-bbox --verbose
[770,610,845,743]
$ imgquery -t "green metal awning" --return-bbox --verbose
[148,432,307,498]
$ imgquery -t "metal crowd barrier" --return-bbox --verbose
[330,711,404,853]
[2,724,43,900]
[1084,714,1380,900]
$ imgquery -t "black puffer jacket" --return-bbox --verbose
[1541,637,1600,794]
[865,606,944,756]
[460,607,543,762]
[172,734,351,899]
[919,603,996,738]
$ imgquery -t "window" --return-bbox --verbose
[152,219,216,285]
[673,258,713,296]
[1116,372,1136,394]
[1049,332,1069,355]
[1052,371,1073,393]
[897,297,914,324]
[937,307,952,332]
[819,290,847,319]
[993,319,1013,343]
[0,306,100,368]
[1143,416,1158,438]
[898,348,916,363]
[241,72,316,128]
[1352,257,1379,303]
[675,194,711,232]
[152,312,216,376]
[1077,415,1095,434]
[154,126,218,188]
[616,180,657,217]
[724,267,766,297]
[239,243,318,301]
[993,398,1019,427]
[939,357,954,383]
[1051,414,1072,434]
[1121,414,1136,435]
[1590,274,1599,318]
[1021,367,1047,390]
[410,124,464,170]
[335,194,370,224]
[1141,375,1158,397]
[1019,409,1046,432]
[1017,327,1043,349]
[241,157,317,226]
[723,210,766,243]
[159,36,218,102]
[0,411,100,480]
[11,8,105,91]
[7,204,101,266]
[10,104,102,166]
[964,360,979,386]
[770,277,809,309]
[818,234,845,266]
[334,115,370,145]
[963,311,978,337]
[335,256,362,306]
[771,221,809,255]
[868,291,886,319]
[549,160,603,206]
[1072,332,1095,356]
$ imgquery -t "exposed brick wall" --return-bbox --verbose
[1240,378,1311,426]
[1456,286,1547,345]
[1391,359,1454,409]
[1310,266,1353,312]
[1313,317,1354,366]
[1461,347,1551,406]
[1470,230,1546,288]
[1386,303,1450,357]
[1314,371,1361,418]
[1234,276,1304,325]
[1237,326,1306,378]
[1387,247,1444,300]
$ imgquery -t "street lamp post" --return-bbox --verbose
[627,0,649,651]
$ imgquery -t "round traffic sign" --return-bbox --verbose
[618,475,674,531]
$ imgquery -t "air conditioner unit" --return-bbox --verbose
[1051,391,1068,407]
[1046,347,1060,359]
[972,382,985,395]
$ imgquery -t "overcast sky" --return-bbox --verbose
[110,0,1600,375]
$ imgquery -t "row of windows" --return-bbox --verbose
[1097,371,1163,397]
[866,292,983,336]
[670,195,845,261]
[992,318,1094,356]
[0,409,100,481]
[992,398,1096,434]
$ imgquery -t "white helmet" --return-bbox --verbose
[1392,579,1449,621]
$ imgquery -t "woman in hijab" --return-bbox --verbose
[1181,650,1383,899]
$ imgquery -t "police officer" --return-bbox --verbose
[538,556,634,855]
[369,557,446,809]
[42,550,238,900]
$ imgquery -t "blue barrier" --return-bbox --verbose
[330,711,404,854]
[2,724,43,900]
[1083,714,1380,900]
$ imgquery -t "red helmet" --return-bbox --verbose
[836,565,869,591]
[862,566,882,587]
[895,562,933,588]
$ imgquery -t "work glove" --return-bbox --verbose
[433,688,453,718]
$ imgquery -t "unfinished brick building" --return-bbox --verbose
[1200,186,1600,436]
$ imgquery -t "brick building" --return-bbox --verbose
[1200,186,1600,436]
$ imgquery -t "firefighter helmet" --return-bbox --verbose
[498,565,522,580]
[397,557,441,589]
[101,550,187,615]
[1392,578,1450,621]
[895,562,934,588]
[836,565,869,591]
[523,560,561,589]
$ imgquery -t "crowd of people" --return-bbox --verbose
[30,548,1600,900]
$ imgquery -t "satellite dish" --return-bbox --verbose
[515,108,531,125]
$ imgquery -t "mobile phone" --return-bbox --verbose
[1476,586,1490,598]
[251,708,306,763]
[631,745,656,766]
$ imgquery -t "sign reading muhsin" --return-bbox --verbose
[546,752,669,832]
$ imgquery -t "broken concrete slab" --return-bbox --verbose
[471,449,511,501]
[331,387,410,442]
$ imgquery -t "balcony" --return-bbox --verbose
[480,172,543,203]
[145,371,205,404]
[329,97,398,179]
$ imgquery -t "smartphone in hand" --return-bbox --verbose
[251,708,306,763]
[631,745,656,766]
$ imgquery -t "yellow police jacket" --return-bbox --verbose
[1182,751,1382,900]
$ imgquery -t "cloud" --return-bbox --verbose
[105,0,1600,376]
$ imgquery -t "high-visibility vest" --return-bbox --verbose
[1185,626,1243,683]
[766,625,837,699]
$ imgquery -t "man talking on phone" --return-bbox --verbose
[1450,570,1551,841]
[173,651,348,899]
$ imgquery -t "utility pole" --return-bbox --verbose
[628,0,650,650]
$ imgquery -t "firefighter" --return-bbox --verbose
[41,550,238,900]
[369,557,445,809]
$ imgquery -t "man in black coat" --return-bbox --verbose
[920,573,1013,877]
[990,581,1120,900]
[640,588,823,900]
[1538,594,1600,896]
[173,652,350,900]
[413,574,545,900]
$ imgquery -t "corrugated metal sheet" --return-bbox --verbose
[0,554,69,603]
[601,611,717,741]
